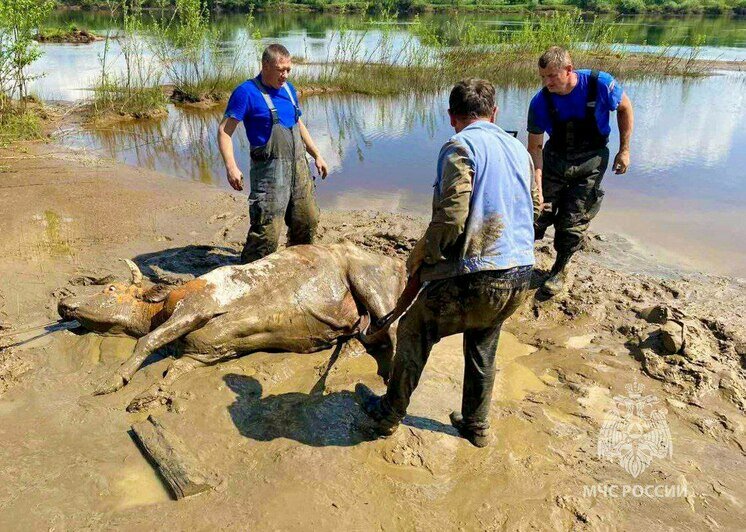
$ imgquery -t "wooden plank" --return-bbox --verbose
[131,415,221,500]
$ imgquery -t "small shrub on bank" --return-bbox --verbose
[0,100,44,147]
[92,79,168,119]
[616,0,646,13]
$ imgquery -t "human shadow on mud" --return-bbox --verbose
[224,373,456,447]
[224,373,376,447]
[134,245,239,281]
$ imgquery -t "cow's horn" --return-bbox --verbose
[122,259,143,286]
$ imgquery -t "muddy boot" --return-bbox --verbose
[449,412,491,448]
[541,252,572,297]
[355,384,400,436]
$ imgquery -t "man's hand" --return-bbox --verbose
[227,165,244,191]
[314,156,329,179]
[613,150,630,174]
[534,167,544,206]
[406,238,427,277]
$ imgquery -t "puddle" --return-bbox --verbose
[43,210,73,256]
[577,386,613,424]
[109,462,172,510]
[564,334,595,349]
[496,333,546,402]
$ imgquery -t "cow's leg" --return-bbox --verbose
[126,357,206,412]
[94,307,212,395]
[346,254,406,382]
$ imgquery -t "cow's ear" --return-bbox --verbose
[140,284,172,303]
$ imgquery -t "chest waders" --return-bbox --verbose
[535,69,610,267]
[240,79,320,264]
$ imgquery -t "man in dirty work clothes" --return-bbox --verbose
[357,79,539,448]
[217,43,329,264]
[528,46,634,296]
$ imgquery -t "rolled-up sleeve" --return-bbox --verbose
[423,141,474,265]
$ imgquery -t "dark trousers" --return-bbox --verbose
[535,147,609,255]
[380,268,531,431]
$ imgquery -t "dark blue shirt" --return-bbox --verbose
[527,70,623,137]
[223,75,302,148]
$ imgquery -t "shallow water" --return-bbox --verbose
[61,71,746,277]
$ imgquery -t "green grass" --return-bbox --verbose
[0,102,44,147]
[91,78,168,120]
[294,13,714,97]
[169,71,254,104]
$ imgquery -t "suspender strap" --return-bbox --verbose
[542,70,600,123]
[541,86,559,123]
[282,83,300,122]
[251,78,279,125]
[586,69,599,117]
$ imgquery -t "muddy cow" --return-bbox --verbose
[58,242,406,411]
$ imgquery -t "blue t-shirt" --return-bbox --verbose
[223,75,302,147]
[527,70,623,137]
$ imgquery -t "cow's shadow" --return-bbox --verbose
[133,245,239,283]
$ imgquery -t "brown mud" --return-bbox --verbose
[0,137,744,530]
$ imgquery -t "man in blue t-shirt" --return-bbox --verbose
[527,46,634,296]
[217,44,329,264]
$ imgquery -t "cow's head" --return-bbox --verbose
[58,260,171,337]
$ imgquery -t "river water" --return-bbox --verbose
[32,11,746,277]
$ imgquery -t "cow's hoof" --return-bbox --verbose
[93,373,126,396]
[127,385,172,412]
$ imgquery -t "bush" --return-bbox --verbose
[701,0,727,13]
[616,0,646,13]
[0,100,43,147]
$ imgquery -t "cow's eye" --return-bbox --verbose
[108,285,117,292]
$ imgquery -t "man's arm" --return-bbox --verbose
[613,93,634,174]
[217,117,244,191]
[527,132,545,206]
[298,119,329,179]
[528,155,541,222]
[407,143,473,276]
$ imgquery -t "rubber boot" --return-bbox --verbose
[355,384,400,436]
[542,252,573,297]
[449,412,491,448]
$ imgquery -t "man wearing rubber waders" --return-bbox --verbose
[528,46,634,296]
[356,79,538,448]
[217,44,329,264]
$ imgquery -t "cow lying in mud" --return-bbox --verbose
[58,242,406,412]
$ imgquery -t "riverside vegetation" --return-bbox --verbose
[92,3,716,119]
[0,0,55,145]
[2,0,721,127]
[53,0,746,17]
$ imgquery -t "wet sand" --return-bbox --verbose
[1,135,745,530]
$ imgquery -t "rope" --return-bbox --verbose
[0,320,78,340]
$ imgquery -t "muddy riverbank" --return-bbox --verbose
[0,135,744,529]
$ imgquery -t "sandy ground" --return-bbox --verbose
[0,132,745,530]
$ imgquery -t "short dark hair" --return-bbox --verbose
[449,78,495,119]
[262,43,291,65]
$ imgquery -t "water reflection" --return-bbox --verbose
[62,71,746,275]
[30,10,746,101]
